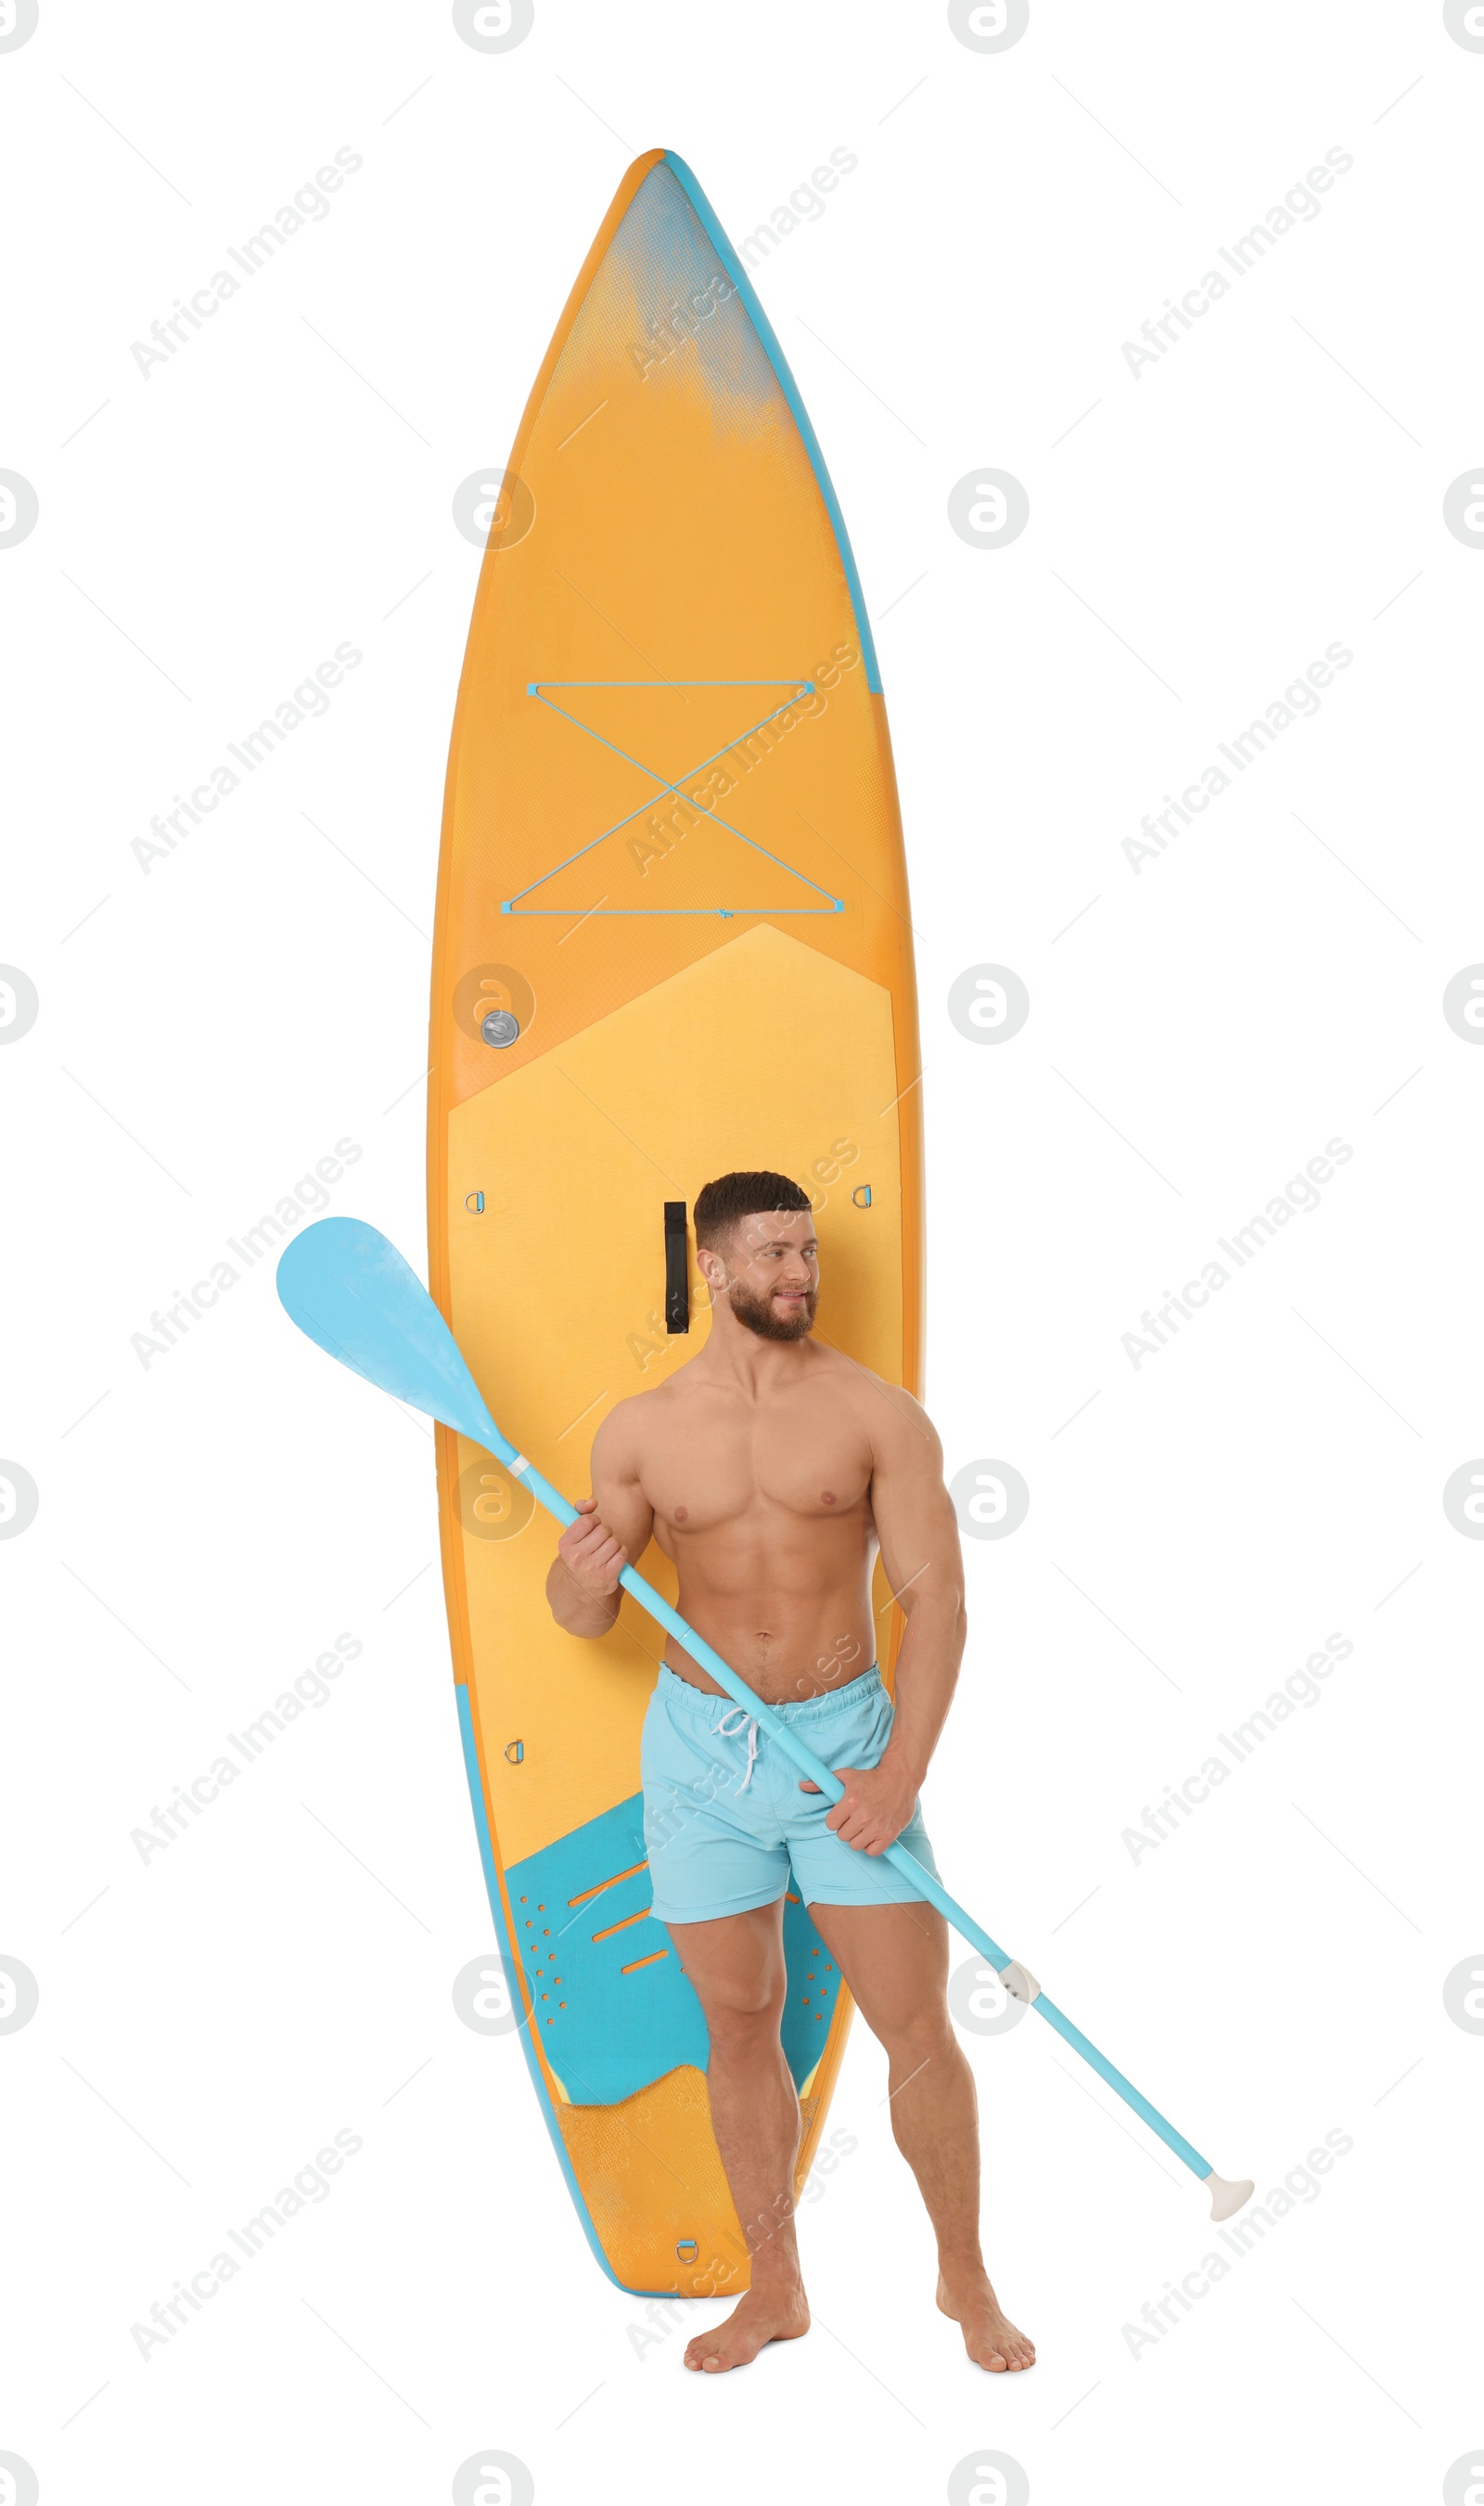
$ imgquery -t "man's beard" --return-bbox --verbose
[727,1279,817,1343]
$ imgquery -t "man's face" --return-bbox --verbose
[714,1210,820,1342]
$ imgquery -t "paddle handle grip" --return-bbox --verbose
[498,1433,1216,2185]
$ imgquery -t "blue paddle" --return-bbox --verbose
[276,1214,1252,2219]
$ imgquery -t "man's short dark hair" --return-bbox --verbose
[693,1170,812,1252]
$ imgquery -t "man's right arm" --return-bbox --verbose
[544,1405,655,1638]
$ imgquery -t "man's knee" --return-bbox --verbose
[870,1997,956,2065]
[693,1968,787,2042]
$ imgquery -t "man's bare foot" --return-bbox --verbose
[683,2279,811,2373]
[936,2267,1036,2372]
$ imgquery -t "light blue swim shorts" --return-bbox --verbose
[641,1661,942,1926]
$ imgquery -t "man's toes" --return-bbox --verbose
[970,2326,1036,2371]
[685,2333,733,2372]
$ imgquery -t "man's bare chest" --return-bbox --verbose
[641,1400,874,1534]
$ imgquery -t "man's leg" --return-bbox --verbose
[664,1900,812,2372]
[810,1897,1036,2372]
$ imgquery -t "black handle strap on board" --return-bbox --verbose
[664,1201,689,1333]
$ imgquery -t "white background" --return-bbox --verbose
[3,2,1481,2500]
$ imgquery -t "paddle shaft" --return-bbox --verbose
[492,1432,1213,2183]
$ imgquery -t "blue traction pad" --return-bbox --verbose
[505,1791,843,2106]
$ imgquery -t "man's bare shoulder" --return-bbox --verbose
[589,1375,691,1471]
[833,1358,943,1462]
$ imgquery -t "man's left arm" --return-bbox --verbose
[811,1386,967,1857]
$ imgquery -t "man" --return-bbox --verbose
[545,1169,1034,2378]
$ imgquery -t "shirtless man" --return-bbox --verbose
[544,1168,1034,2379]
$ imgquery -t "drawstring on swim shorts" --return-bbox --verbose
[711,1703,761,1793]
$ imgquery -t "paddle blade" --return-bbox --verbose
[275,1216,505,1454]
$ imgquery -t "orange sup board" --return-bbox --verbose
[428,148,922,2295]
